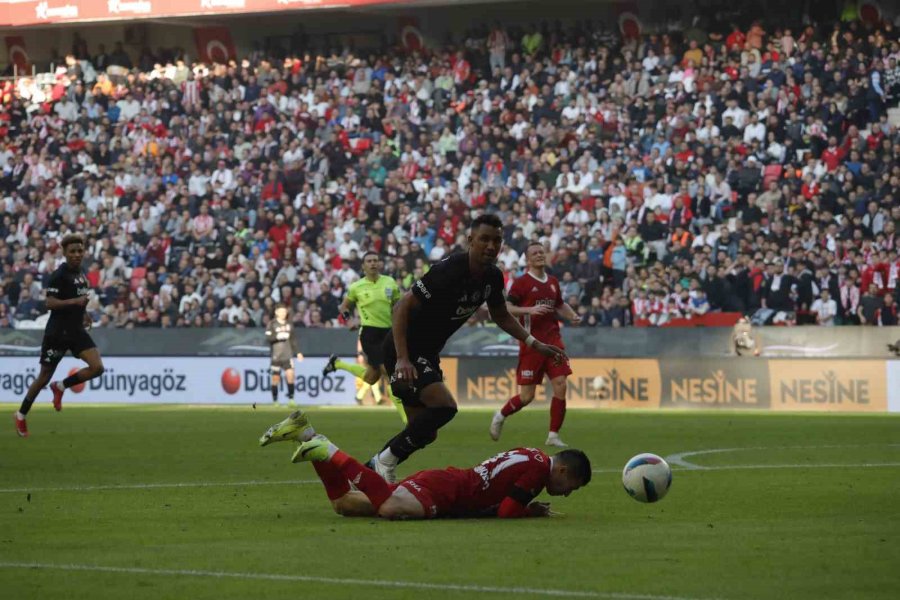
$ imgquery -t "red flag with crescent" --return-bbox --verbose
[398,17,424,52]
[858,2,882,26]
[5,36,30,73]
[614,1,642,40]
[194,27,236,65]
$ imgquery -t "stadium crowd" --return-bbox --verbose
[1,13,900,330]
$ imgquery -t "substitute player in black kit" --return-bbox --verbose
[266,303,303,406]
[14,234,105,437]
[368,214,566,482]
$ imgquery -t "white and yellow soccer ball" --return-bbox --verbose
[622,453,672,503]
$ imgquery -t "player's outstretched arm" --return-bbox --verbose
[556,302,581,324]
[489,302,567,360]
[506,302,553,317]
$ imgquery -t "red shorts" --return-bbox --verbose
[394,469,464,519]
[516,346,572,385]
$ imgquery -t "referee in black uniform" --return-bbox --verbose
[15,234,105,437]
[367,214,565,482]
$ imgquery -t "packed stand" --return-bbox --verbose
[1,16,900,330]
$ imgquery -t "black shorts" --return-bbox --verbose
[40,330,96,365]
[359,326,390,369]
[270,358,293,372]
[382,332,444,407]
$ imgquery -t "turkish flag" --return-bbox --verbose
[614,1,642,40]
[193,27,236,65]
[398,17,424,52]
[5,36,30,73]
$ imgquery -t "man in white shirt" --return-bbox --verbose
[696,118,720,143]
[188,166,210,198]
[338,232,360,260]
[642,49,660,72]
[722,99,748,129]
[54,98,78,122]
[116,93,141,121]
[742,113,766,144]
[561,98,581,121]
[810,289,837,326]
[210,160,235,195]
[648,183,675,213]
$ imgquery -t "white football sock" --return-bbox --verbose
[377,448,399,467]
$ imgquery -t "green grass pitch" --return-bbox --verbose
[1,405,899,600]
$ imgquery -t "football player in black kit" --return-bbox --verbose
[266,303,303,406]
[367,214,566,482]
[15,234,105,437]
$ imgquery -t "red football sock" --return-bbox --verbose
[500,394,524,417]
[331,450,392,509]
[312,461,351,501]
[549,397,566,433]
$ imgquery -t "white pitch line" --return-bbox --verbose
[679,462,900,471]
[4,461,900,495]
[0,479,319,494]
[665,444,900,470]
[592,462,900,475]
[0,562,713,600]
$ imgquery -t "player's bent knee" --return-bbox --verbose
[332,497,354,516]
[91,364,105,377]
[377,492,424,520]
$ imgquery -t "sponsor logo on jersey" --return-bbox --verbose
[453,306,478,320]
[415,279,431,299]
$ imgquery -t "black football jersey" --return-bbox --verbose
[266,319,299,362]
[408,252,505,354]
[45,264,90,336]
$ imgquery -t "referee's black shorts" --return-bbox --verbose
[359,326,390,369]
[40,330,96,365]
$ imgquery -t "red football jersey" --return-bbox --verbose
[507,271,563,346]
[451,447,552,515]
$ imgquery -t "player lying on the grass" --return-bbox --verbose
[260,411,591,519]
[369,214,566,483]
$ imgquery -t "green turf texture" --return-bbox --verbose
[1,405,898,600]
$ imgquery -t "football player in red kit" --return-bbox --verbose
[490,243,581,447]
[260,411,591,519]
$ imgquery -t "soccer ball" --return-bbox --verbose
[622,453,672,503]
[590,375,607,392]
